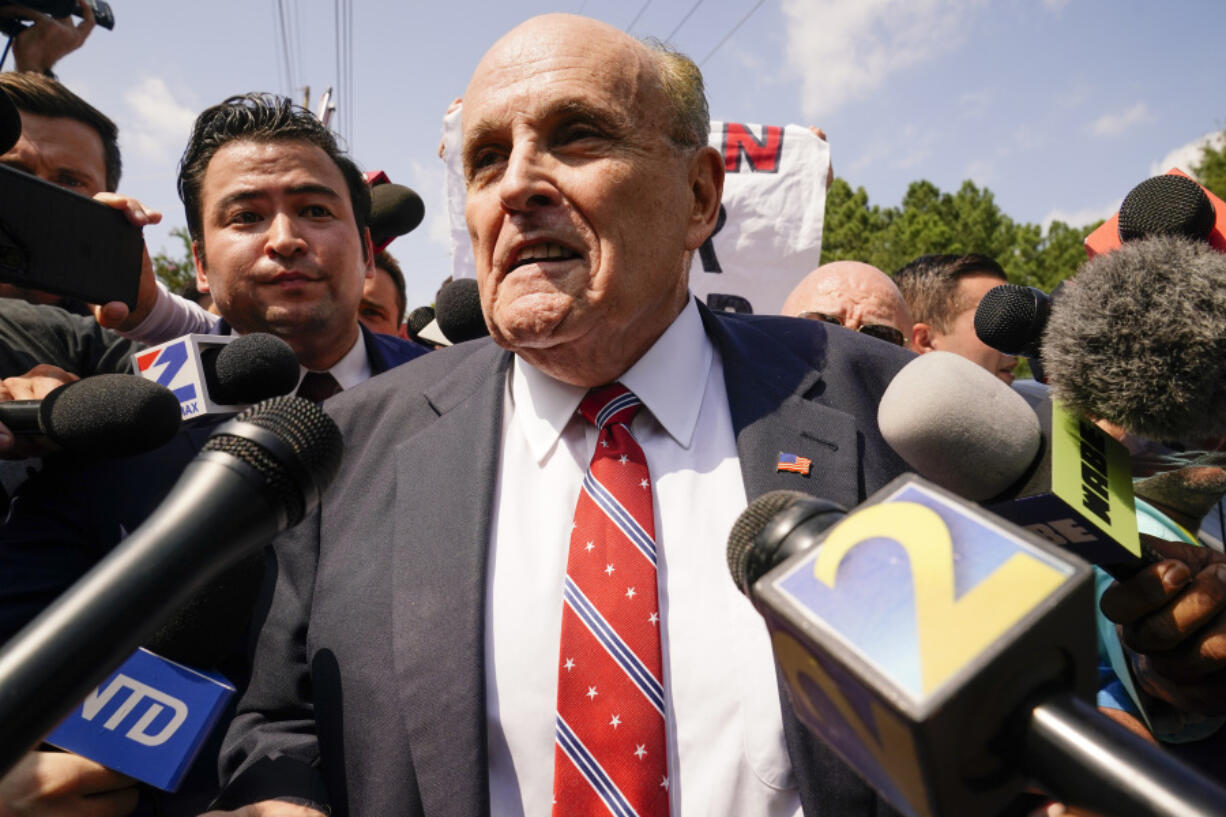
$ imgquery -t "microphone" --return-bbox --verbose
[973,284,1051,380]
[0,395,343,777]
[879,352,1148,577]
[728,478,1226,817]
[0,88,20,155]
[1118,174,1216,243]
[135,332,301,421]
[1043,234,1226,442]
[0,374,181,458]
[1085,169,1226,258]
[434,277,488,343]
[369,182,425,252]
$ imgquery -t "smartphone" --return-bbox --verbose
[0,165,142,308]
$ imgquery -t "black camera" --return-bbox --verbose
[0,1,114,39]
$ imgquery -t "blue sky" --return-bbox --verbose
[47,0,1225,311]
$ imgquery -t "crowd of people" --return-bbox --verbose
[0,5,1223,817]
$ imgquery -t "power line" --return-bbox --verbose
[625,0,652,33]
[665,0,703,41]
[699,0,765,66]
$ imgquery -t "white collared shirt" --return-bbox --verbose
[296,330,371,391]
[486,297,802,817]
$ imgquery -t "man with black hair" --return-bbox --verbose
[359,250,408,337]
[893,253,1018,383]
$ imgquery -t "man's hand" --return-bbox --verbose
[1100,534,1226,714]
[0,750,137,817]
[88,194,161,333]
[1,1,95,75]
[197,802,326,817]
[0,364,77,458]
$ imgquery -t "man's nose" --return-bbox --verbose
[265,212,307,258]
[498,144,560,213]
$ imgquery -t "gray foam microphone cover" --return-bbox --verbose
[878,351,1042,501]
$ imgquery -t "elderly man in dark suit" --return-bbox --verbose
[208,14,912,817]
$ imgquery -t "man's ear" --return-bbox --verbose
[684,145,725,252]
[911,322,937,353]
[192,241,209,293]
[362,227,376,279]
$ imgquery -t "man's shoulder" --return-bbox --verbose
[364,327,431,372]
[708,309,915,386]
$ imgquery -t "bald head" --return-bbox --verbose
[782,261,912,345]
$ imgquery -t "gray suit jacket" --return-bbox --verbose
[218,305,911,817]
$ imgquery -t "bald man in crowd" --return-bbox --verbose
[781,260,911,348]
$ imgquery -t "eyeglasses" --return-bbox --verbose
[796,311,907,347]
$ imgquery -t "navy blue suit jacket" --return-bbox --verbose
[217,305,912,817]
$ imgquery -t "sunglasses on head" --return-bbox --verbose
[796,311,907,347]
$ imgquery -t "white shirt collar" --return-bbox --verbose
[510,296,713,463]
[297,329,371,391]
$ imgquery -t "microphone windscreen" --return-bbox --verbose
[878,351,1042,500]
[1118,174,1215,243]
[0,89,20,155]
[974,284,1049,356]
[406,305,436,337]
[435,278,488,343]
[204,395,343,526]
[41,374,181,458]
[211,332,301,405]
[1043,235,1226,441]
[369,183,424,246]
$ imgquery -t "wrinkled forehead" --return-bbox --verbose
[462,23,660,139]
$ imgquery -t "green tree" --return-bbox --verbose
[151,227,196,294]
[1192,132,1226,202]
[822,176,1099,291]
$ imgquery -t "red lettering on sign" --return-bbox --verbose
[723,123,784,173]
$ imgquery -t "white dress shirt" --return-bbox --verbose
[486,297,802,817]
[297,330,371,391]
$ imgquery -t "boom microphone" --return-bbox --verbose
[1043,235,1226,442]
[879,352,1147,576]
[369,182,425,251]
[973,284,1051,379]
[0,395,342,776]
[0,374,181,457]
[435,277,488,343]
[728,478,1226,817]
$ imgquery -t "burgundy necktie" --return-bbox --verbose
[296,371,342,403]
[553,383,669,817]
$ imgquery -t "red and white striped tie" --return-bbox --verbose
[552,383,669,817]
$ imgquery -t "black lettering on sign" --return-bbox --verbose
[723,123,785,173]
[698,204,728,273]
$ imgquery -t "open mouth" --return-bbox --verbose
[510,242,581,271]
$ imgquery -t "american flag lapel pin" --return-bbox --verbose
[776,452,811,476]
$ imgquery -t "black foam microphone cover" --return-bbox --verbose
[0,88,20,155]
[204,333,301,405]
[369,183,425,246]
[38,375,181,457]
[1118,175,1216,243]
[406,305,436,338]
[974,284,1051,358]
[435,278,489,343]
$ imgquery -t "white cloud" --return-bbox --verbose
[1041,199,1120,232]
[120,77,196,162]
[1042,0,1071,11]
[780,0,987,119]
[1149,130,1226,177]
[1088,102,1152,137]
[965,158,996,187]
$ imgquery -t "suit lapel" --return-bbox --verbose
[390,343,510,817]
[702,307,862,511]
